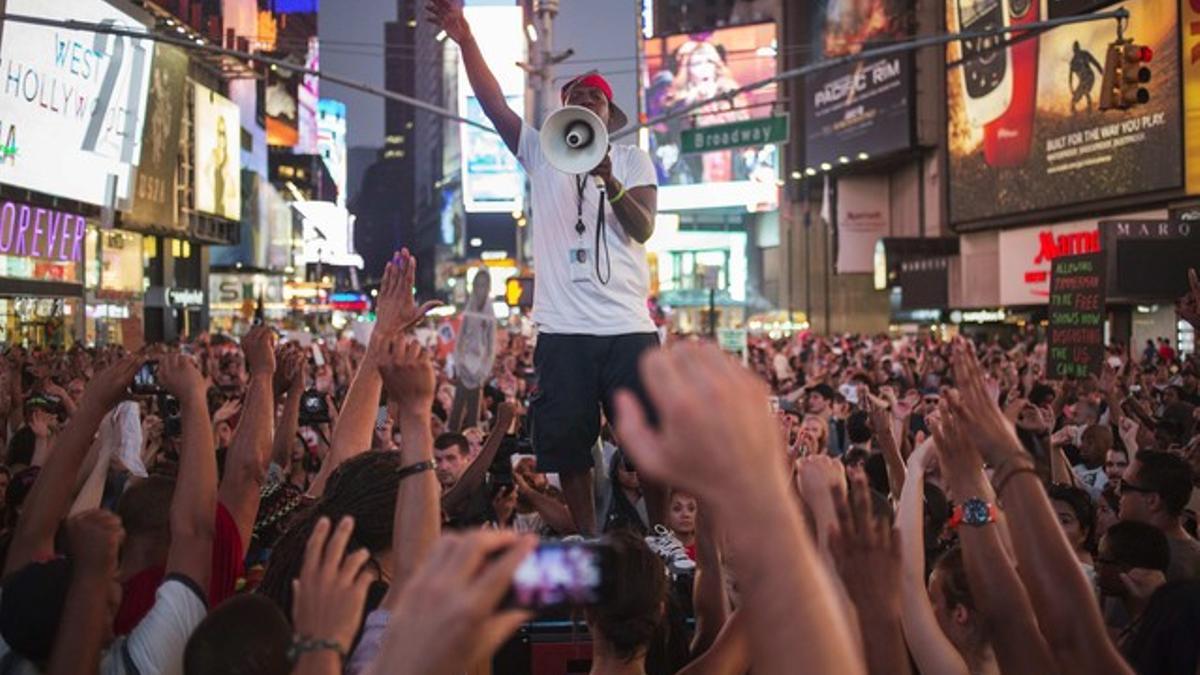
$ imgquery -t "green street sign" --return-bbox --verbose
[680,115,789,154]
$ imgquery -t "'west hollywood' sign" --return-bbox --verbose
[0,200,87,263]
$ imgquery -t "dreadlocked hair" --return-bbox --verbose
[257,451,403,618]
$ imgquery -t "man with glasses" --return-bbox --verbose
[1119,450,1200,581]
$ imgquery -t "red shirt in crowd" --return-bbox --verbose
[113,503,244,635]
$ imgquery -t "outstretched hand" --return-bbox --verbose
[614,342,788,513]
[948,339,1023,467]
[380,531,536,675]
[378,335,436,414]
[425,0,472,44]
[375,249,442,336]
[292,517,377,659]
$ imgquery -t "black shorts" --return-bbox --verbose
[529,332,660,474]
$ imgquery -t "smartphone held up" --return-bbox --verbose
[504,541,612,611]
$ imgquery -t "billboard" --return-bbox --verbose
[294,201,364,268]
[457,5,525,213]
[264,56,301,147]
[129,44,188,229]
[193,84,243,220]
[643,23,779,211]
[946,0,1181,225]
[0,0,154,206]
[297,38,321,154]
[804,0,913,169]
[317,99,348,207]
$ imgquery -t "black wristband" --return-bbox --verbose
[287,635,346,664]
[396,460,435,481]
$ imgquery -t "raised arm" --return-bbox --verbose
[158,353,218,591]
[220,326,277,552]
[47,510,125,675]
[378,336,441,595]
[427,0,521,154]
[442,403,515,517]
[616,343,865,675]
[310,250,436,497]
[897,441,970,675]
[949,339,1132,675]
[829,474,912,675]
[933,405,1056,675]
[689,503,729,655]
[271,349,307,471]
[5,356,142,577]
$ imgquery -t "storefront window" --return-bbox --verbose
[0,255,80,284]
[0,297,81,347]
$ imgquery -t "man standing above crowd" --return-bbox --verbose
[428,0,664,536]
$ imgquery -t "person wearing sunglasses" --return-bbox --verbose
[1118,450,1200,582]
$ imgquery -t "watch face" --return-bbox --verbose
[963,499,991,525]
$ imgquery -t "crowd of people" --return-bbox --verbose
[0,250,1197,675]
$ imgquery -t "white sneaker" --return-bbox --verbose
[644,524,696,575]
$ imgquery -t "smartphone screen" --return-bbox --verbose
[505,542,609,610]
[131,361,161,394]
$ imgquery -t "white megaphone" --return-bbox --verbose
[540,105,609,188]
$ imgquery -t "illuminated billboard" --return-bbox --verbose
[642,23,779,211]
[804,0,913,169]
[317,99,348,207]
[457,5,525,213]
[0,0,154,206]
[193,84,244,220]
[946,0,1181,225]
[294,201,364,268]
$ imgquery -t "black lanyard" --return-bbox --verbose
[574,175,612,285]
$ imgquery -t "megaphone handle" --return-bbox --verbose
[593,175,606,191]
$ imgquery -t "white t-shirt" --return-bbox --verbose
[0,577,206,675]
[517,123,657,336]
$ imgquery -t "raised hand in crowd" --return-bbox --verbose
[47,509,126,675]
[616,342,866,675]
[829,473,911,675]
[291,516,378,675]
[365,530,536,675]
[947,338,1133,675]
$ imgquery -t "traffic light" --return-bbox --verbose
[1100,40,1152,111]
[505,276,534,308]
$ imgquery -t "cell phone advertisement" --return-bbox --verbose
[946,0,1181,225]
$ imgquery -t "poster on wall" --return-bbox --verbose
[129,44,188,229]
[836,174,891,274]
[0,0,154,206]
[946,0,1181,225]
[805,0,913,169]
[643,23,779,211]
[193,84,243,220]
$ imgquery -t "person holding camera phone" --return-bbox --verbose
[429,0,664,537]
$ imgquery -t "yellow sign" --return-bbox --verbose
[1186,0,1200,193]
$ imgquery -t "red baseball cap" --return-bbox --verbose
[560,70,629,131]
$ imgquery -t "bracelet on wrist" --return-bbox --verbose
[608,186,627,204]
[287,635,346,664]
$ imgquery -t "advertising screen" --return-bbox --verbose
[804,0,913,169]
[946,0,1181,225]
[0,0,154,206]
[193,84,243,220]
[129,44,188,229]
[457,5,525,213]
[317,99,348,207]
[643,23,779,211]
[264,55,301,147]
